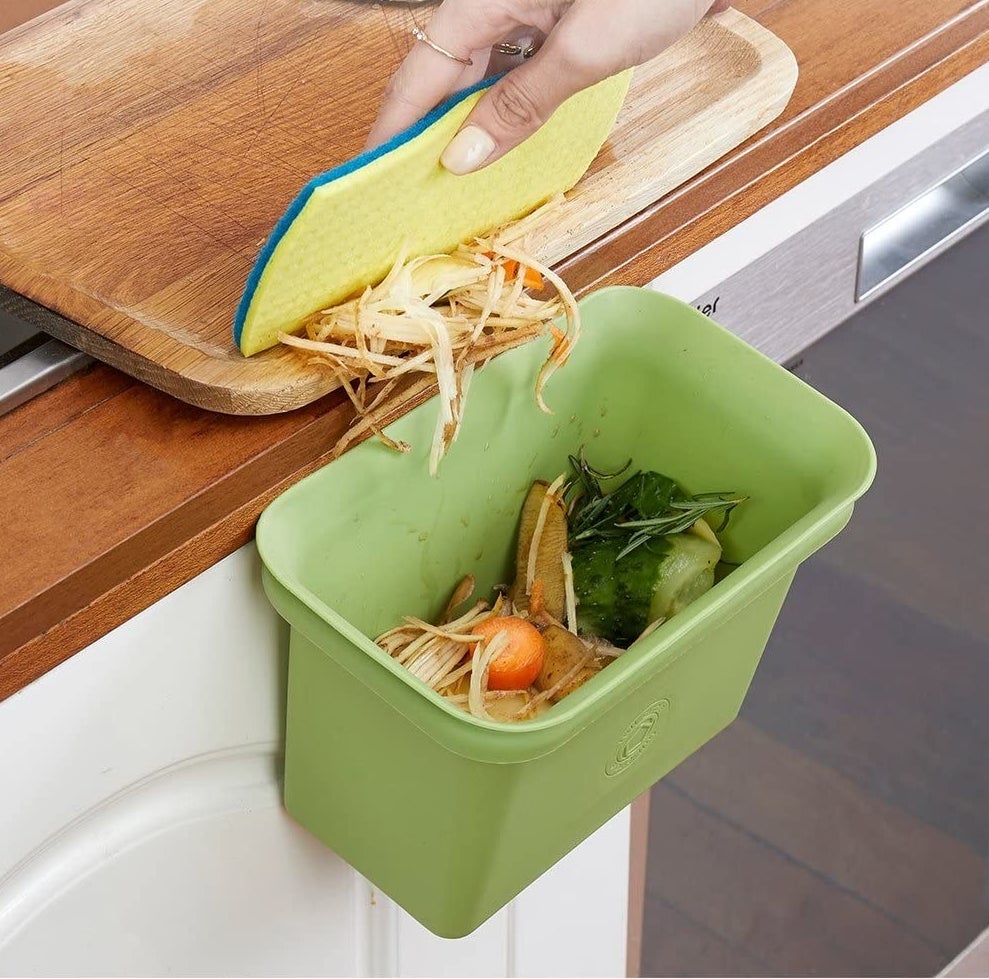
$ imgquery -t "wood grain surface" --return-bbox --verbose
[560,0,989,294]
[1,0,987,705]
[0,3,796,413]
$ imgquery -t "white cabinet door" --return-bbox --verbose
[0,545,629,978]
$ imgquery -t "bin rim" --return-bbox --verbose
[257,286,877,746]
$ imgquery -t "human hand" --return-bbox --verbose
[365,0,731,174]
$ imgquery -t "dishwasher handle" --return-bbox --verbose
[857,147,989,301]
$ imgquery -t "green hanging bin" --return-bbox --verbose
[257,286,876,938]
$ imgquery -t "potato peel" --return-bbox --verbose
[279,197,577,474]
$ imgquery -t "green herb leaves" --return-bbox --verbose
[564,451,746,560]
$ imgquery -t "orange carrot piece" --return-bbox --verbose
[470,616,545,690]
[522,266,544,290]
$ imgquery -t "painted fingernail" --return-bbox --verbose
[441,125,496,175]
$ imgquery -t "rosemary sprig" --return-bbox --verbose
[564,450,747,560]
[613,494,747,559]
[564,450,633,539]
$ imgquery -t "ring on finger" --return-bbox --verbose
[492,40,538,59]
[410,26,474,66]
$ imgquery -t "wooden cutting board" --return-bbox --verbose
[0,2,796,414]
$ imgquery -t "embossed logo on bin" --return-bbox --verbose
[605,699,670,777]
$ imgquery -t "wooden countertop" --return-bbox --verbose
[2,0,988,703]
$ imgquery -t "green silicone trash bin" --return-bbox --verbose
[257,286,875,938]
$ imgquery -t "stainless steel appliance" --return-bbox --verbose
[0,311,89,416]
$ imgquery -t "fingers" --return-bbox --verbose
[441,0,637,174]
[364,48,484,152]
[439,34,596,174]
[441,0,724,174]
[367,0,725,169]
[364,1,517,151]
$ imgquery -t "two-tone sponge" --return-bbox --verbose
[235,72,631,356]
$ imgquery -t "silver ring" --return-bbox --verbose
[411,26,473,66]
[493,40,537,59]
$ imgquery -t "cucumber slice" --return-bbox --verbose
[572,533,721,646]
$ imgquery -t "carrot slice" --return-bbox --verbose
[480,254,541,289]
[470,616,545,691]
[522,266,544,290]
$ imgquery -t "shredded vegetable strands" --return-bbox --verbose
[435,659,474,691]
[401,616,480,643]
[331,374,435,458]
[278,332,413,368]
[332,326,549,459]
[562,550,578,634]
[435,593,501,634]
[525,473,567,595]
[468,632,509,720]
[393,633,464,686]
[279,197,578,472]
[419,643,466,688]
[377,621,426,643]
[375,599,501,694]
[394,632,435,667]
[320,358,412,456]
[482,240,581,415]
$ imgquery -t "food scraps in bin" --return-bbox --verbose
[375,452,747,722]
[278,197,579,475]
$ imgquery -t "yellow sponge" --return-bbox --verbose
[235,71,632,356]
